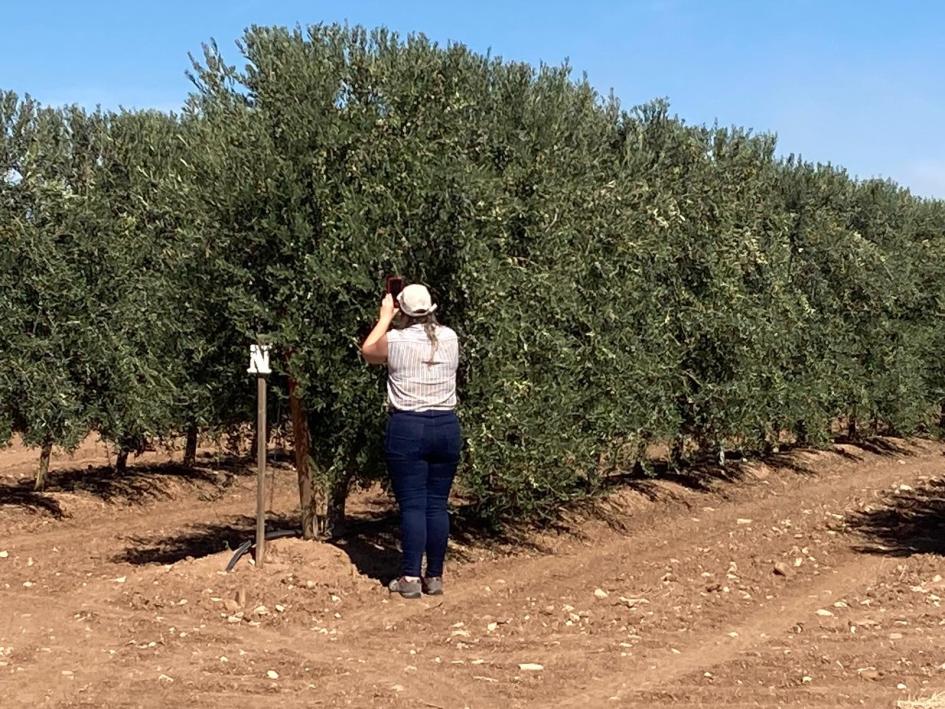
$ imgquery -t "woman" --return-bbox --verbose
[361,283,461,599]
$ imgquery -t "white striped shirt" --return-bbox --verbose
[386,324,459,411]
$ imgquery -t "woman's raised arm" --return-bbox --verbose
[361,293,397,364]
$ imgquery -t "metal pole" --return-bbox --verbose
[255,374,267,568]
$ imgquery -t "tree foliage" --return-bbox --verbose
[2,24,944,521]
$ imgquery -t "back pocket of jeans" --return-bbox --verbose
[443,419,463,461]
[385,416,424,458]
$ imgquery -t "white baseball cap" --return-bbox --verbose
[396,284,437,317]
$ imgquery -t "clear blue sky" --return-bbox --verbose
[3,1,944,197]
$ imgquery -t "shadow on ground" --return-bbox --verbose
[611,436,913,498]
[13,434,924,586]
[832,435,913,459]
[110,435,919,581]
[114,511,402,582]
[587,437,913,532]
[332,506,539,582]
[114,502,535,585]
[114,513,299,565]
[848,477,945,556]
[0,486,66,518]
[0,457,265,517]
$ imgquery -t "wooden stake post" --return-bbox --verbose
[248,344,271,568]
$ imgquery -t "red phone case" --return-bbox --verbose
[386,276,404,302]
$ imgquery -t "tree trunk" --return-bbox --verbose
[939,402,945,431]
[631,435,650,477]
[324,473,352,539]
[759,426,774,456]
[116,448,129,475]
[183,423,198,467]
[34,442,52,492]
[289,376,317,540]
[847,416,857,440]
[795,420,809,447]
[670,436,685,466]
[226,428,243,457]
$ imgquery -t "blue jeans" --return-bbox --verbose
[385,410,461,578]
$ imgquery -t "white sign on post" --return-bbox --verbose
[247,344,271,375]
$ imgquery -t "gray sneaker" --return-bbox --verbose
[422,576,444,596]
[388,577,422,599]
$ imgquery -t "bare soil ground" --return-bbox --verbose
[1,436,944,708]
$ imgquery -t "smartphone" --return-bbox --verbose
[385,276,404,304]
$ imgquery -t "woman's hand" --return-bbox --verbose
[379,293,398,321]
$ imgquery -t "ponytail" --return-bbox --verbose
[422,320,439,362]
[393,311,440,363]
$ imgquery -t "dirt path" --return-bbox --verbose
[2,439,944,707]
